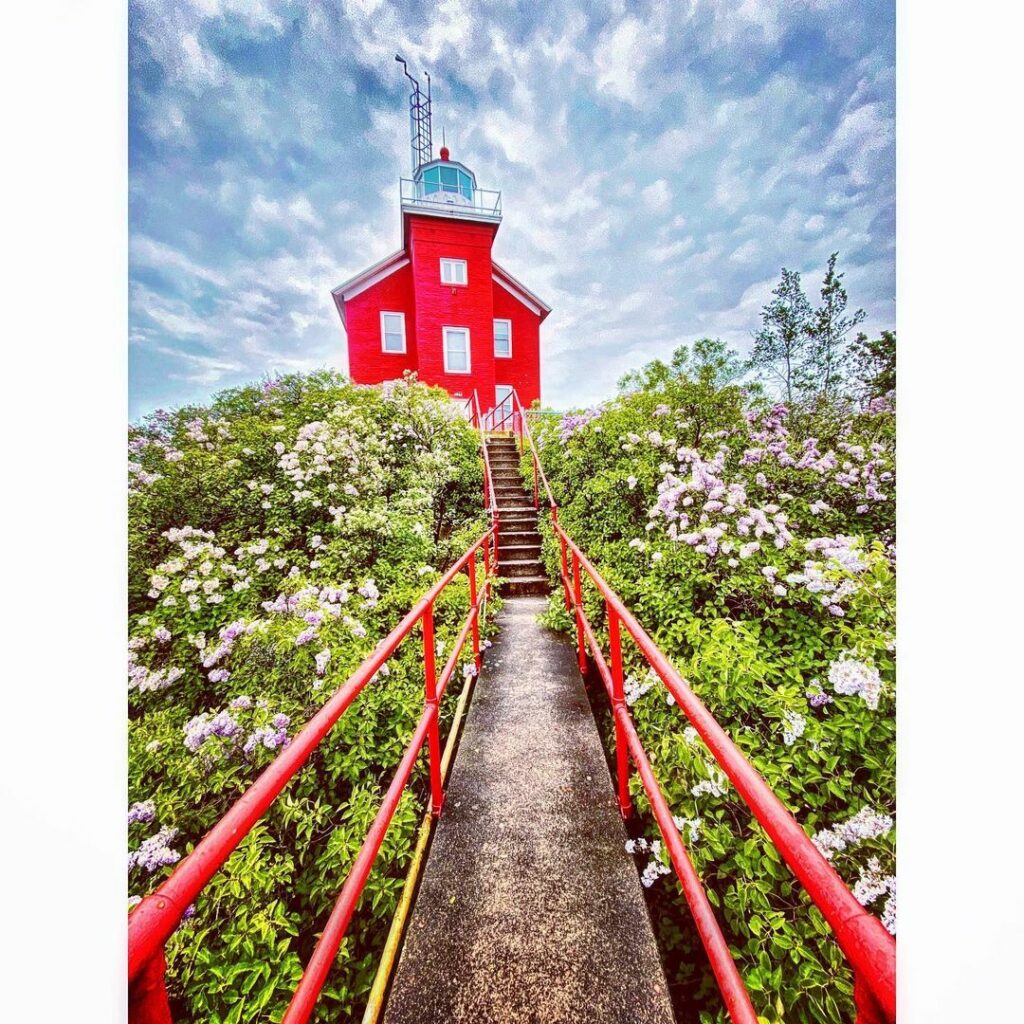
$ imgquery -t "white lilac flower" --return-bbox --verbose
[315,649,331,676]
[627,475,638,489]
[691,768,729,799]
[828,655,883,710]
[673,816,702,844]
[811,806,894,860]
[782,711,806,746]
[882,886,897,935]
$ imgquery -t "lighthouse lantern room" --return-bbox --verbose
[331,58,549,419]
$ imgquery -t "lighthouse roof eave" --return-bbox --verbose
[493,260,552,323]
[330,248,410,327]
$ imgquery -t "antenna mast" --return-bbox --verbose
[395,55,432,175]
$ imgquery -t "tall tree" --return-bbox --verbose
[849,329,896,401]
[618,338,746,446]
[748,267,812,404]
[802,252,866,400]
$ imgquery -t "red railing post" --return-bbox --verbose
[607,607,633,819]
[571,550,586,674]
[421,603,444,816]
[468,549,481,672]
[854,971,889,1024]
[558,531,571,611]
[532,453,539,508]
[128,950,173,1024]
[483,529,492,598]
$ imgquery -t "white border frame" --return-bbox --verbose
[442,325,471,374]
[494,318,512,358]
[379,310,407,354]
[440,257,468,286]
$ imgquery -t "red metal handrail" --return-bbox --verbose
[512,388,896,1024]
[128,526,495,1023]
[471,390,500,571]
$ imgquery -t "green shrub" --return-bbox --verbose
[128,371,493,1022]
[530,365,895,1024]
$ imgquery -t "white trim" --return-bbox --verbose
[493,318,512,358]
[332,252,409,302]
[492,262,552,315]
[492,273,541,315]
[379,311,407,354]
[442,326,471,374]
[440,257,468,286]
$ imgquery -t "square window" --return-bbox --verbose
[494,319,512,357]
[443,327,471,374]
[380,312,406,353]
[440,258,467,285]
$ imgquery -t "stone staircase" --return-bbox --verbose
[486,436,549,597]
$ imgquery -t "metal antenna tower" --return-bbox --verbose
[395,54,432,175]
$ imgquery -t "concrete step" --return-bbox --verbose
[497,540,540,557]
[497,577,552,598]
[499,539,541,553]
[499,558,544,579]
[381,597,675,1024]
[499,544,542,561]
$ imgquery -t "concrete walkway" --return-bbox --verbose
[382,596,676,1024]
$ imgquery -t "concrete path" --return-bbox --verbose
[382,596,676,1024]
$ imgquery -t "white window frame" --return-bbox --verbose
[379,311,407,354]
[495,384,514,418]
[443,326,471,375]
[493,318,512,358]
[440,258,468,286]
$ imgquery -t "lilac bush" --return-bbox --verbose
[533,345,895,1023]
[128,371,491,1022]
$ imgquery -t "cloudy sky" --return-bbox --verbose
[129,0,895,419]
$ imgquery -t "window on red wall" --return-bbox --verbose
[494,319,511,357]
[443,327,471,373]
[440,258,467,286]
[380,312,406,353]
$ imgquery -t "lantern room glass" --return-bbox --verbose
[421,164,474,201]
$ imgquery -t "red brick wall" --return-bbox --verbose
[344,262,417,385]
[341,216,544,411]
[492,278,542,409]
[408,216,498,403]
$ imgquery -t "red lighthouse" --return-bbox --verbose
[331,61,550,420]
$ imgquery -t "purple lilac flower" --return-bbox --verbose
[295,627,317,647]
[128,826,181,873]
[128,800,156,825]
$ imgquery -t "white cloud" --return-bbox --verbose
[642,179,673,213]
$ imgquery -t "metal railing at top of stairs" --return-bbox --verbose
[506,388,896,1024]
[470,390,500,566]
[128,525,497,1024]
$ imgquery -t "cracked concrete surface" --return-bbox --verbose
[382,596,676,1024]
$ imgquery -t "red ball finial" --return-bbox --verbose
[439,145,450,161]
